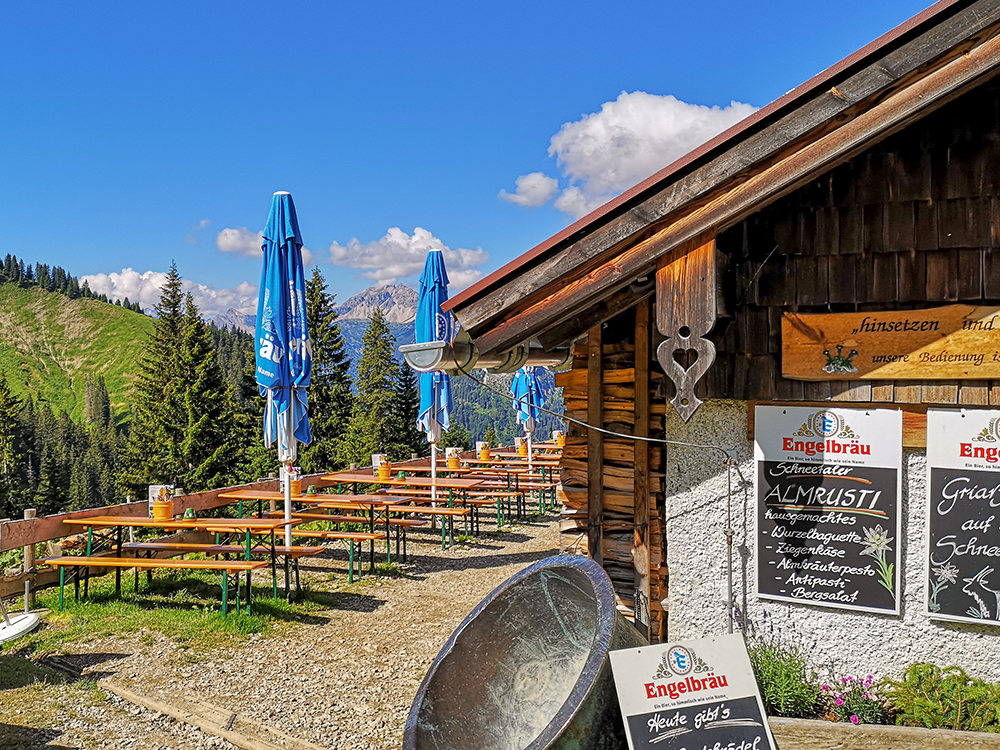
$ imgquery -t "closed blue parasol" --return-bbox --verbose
[415,248,452,506]
[255,191,312,545]
[511,366,544,469]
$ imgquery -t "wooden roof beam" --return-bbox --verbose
[451,2,1000,337]
[467,30,1000,357]
[535,276,655,351]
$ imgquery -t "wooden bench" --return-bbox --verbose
[381,505,472,549]
[121,541,325,598]
[378,488,517,529]
[42,555,267,616]
[268,510,429,564]
[121,542,323,558]
[281,528,382,581]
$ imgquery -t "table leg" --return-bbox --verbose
[222,571,228,618]
[84,526,93,598]
[285,556,291,602]
[270,530,278,599]
[59,567,65,611]
[245,532,252,608]
[115,527,123,597]
[382,509,391,564]
[348,541,355,583]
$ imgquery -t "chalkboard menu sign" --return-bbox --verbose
[926,409,1000,626]
[755,406,902,614]
[609,634,776,750]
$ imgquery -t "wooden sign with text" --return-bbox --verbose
[782,305,1000,380]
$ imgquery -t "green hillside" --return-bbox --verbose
[0,285,153,422]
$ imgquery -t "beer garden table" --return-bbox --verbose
[57,515,295,612]
[218,488,399,567]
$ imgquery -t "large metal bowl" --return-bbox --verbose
[403,554,647,750]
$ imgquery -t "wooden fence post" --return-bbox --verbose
[23,508,36,608]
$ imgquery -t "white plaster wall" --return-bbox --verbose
[664,399,1000,682]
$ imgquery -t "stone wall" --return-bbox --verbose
[665,399,1000,682]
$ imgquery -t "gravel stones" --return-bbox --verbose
[3,515,560,749]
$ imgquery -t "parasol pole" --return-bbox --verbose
[430,442,438,507]
[525,416,534,506]
[281,403,295,548]
[429,405,440,529]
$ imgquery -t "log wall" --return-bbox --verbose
[555,333,669,641]
[707,78,1000,405]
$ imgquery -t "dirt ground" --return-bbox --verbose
[0,512,561,749]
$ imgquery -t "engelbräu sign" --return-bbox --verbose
[754,406,902,614]
[609,634,776,750]
[926,409,1000,626]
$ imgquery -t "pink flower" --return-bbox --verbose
[850,715,860,724]
[835,698,844,706]
[822,685,830,691]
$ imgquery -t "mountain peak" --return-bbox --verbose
[336,283,418,324]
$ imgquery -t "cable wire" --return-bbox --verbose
[451,359,739,460]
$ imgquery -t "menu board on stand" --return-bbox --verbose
[926,409,1000,625]
[609,634,776,750]
[754,405,902,614]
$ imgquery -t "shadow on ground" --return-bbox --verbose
[0,722,73,750]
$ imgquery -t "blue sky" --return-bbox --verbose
[1,0,929,317]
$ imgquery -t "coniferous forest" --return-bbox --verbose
[0,259,564,521]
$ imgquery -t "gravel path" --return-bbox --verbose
[1,513,561,749]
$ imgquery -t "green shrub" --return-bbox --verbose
[883,663,1000,732]
[742,612,822,718]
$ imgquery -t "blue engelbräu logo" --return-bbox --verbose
[667,646,692,676]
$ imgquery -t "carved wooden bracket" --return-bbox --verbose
[655,233,718,422]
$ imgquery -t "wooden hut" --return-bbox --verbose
[445,0,1000,678]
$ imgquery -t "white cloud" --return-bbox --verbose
[504,91,757,219]
[327,227,489,290]
[498,171,559,207]
[185,218,211,245]
[217,227,264,257]
[216,226,314,265]
[553,186,606,219]
[81,268,258,319]
[549,91,757,218]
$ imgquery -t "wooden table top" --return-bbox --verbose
[322,472,485,489]
[310,497,400,510]
[61,515,295,532]
[490,451,560,460]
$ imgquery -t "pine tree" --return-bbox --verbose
[0,374,27,518]
[441,423,471,451]
[483,424,499,448]
[339,308,405,465]
[232,339,278,483]
[118,262,186,498]
[84,374,112,427]
[176,294,236,491]
[395,362,425,458]
[299,268,354,472]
